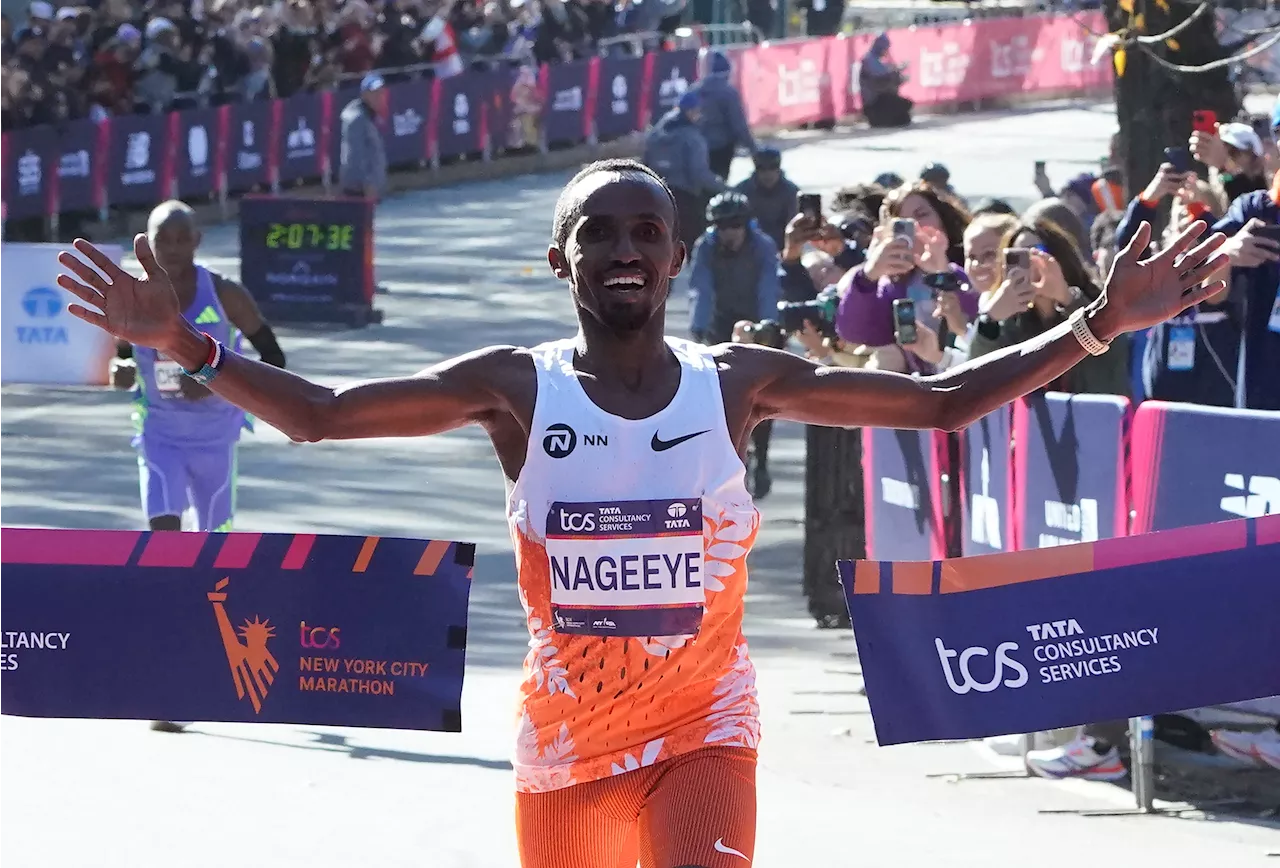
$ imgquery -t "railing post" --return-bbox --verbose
[804,424,864,627]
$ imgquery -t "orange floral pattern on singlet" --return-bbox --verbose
[510,502,761,793]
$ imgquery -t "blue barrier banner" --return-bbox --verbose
[435,72,486,159]
[862,427,949,560]
[227,100,273,193]
[0,529,472,731]
[543,59,591,145]
[106,113,168,207]
[2,125,56,220]
[384,80,429,168]
[648,49,698,124]
[1013,392,1129,550]
[277,93,324,183]
[595,55,644,140]
[1132,401,1280,532]
[174,107,221,198]
[838,516,1280,746]
[52,118,99,213]
[960,408,1013,556]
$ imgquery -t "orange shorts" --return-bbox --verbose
[515,745,757,868]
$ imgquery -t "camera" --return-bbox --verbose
[738,319,787,349]
[776,283,841,338]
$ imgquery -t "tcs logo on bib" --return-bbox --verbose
[934,638,1028,695]
[558,509,596,532]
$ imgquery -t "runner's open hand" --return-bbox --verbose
[1098,220,1227,334]
[57,235,183,350]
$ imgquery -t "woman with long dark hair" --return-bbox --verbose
[833,182,978,373]
[968,216,1130,396]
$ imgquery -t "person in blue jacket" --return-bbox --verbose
[689,191,781,345]
[690,50,756,179]
[643,90,725,253]
[689,192,783,496]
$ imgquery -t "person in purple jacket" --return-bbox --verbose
[834,182,980,373]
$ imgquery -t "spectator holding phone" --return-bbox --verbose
[1191,120,1269,205]
[778,198,864,304]
[833,183,978,373]
[969,217,1130,396]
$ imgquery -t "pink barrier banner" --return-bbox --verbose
[739,12,1109,127]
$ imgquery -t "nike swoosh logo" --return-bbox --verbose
[651,429,711,452]
[714,838,750,862]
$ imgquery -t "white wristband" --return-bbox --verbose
[1069,307,1110,356]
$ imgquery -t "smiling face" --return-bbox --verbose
[548,172,685,336]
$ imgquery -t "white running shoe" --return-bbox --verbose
[1210,728,1280,769]
[1026,735,1127,781]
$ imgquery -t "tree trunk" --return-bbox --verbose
[1106,1,1240,210]
[802,425,864,628]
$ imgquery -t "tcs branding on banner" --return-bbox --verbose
[935,617,1162,696]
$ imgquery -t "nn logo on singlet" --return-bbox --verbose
[542,423,607,459]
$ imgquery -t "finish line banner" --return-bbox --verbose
[0,529,473,731]
[838,516,1280,746]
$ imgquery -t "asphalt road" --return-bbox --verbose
[4,100,1278,866]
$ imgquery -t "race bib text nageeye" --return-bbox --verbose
[154,357,185,396]
[545,498,704,638]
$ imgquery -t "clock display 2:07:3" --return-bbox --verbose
[264,222,356,251]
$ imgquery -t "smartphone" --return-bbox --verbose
[891,218,916,246]
[1192,110,1218,134]
[798,194,822,221]
[1004,248,1031,271]
[923,271,959,293]
[1163,146,1191,174]
[892,298,918,345]
[1034,160,1046,174]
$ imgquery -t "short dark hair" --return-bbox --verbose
[1090,209,1121,254]
[551,159,679,250]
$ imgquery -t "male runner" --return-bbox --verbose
[59,160,1225,868]
[108,201,286,733]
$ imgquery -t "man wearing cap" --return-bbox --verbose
[689,50,755,179]
[340,73,389,202]
[27,0,53,28]
[1192,120,1269,204]
[734,146,797,252]
[1193,100,1280,411]
[643,90,725,253]
[134,18,183,113]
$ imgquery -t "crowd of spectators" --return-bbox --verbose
[2,0,698,129]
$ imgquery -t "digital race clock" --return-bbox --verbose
[238,195,378,325]
[264,222,356,252]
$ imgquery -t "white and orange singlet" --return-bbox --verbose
[506,336,761,794]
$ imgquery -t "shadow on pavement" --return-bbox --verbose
[189,728,514,770]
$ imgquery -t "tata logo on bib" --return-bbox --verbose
[665,501,692,529]
[934,638,1029,695]
[18,287,68,345]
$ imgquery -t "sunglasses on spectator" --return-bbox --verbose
[715,219,747,230]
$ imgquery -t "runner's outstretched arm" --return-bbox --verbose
[748,221,1228,433]
[58,235,517,443]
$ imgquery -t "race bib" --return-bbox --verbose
[1268,286,1280,334]
[1167,325,1196,371]
[545,498,704,638]
[154,357,185,396]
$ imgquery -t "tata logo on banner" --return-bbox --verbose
[658,67,688,109]
[1221,474,1280,518]
[17,287,68,345]
[58,149,90,179]
[935,638,1029,695]
[208,577,279,714]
